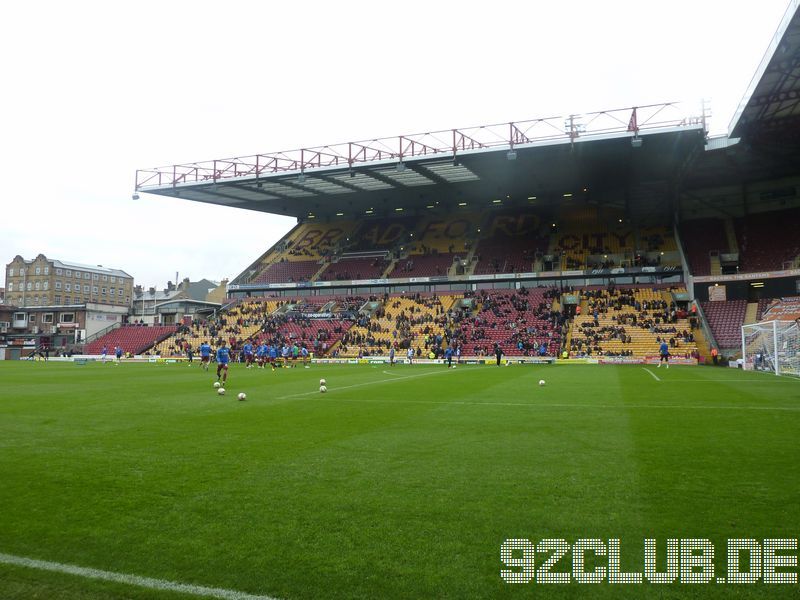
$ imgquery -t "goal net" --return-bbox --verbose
[741,319,800,376]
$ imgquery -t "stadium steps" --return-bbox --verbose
[454,243,478,276]
[744,302,759,325]
[691,324,713,363]
[309,261,329,282]
[709,254,722,276]
[724,218,739,254]
[381,259,397,279]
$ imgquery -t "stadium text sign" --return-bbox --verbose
[501,538,798,584]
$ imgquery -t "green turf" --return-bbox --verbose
[1,361,798,598]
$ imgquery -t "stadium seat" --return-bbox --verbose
[86,325,178,356]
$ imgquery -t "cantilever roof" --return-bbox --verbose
[729,0,800,140]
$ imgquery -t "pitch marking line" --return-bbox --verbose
[0,552,279,600]
[642,367,661,381]
[326,397,800,412]
[277,368,452,400]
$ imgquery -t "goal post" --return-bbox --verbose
[742,319,800,376]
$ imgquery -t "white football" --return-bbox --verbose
[319,385,327,393]
[213,381,221,389]
[319,378,327,386]
[218,387,226,395]
[237,392,247,401]
[538,379,546,386]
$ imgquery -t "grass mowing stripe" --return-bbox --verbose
[0,552,279,600]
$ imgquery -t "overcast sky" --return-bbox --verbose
[0,1,792,289]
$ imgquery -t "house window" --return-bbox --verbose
[102,275,107,282]
[74,271,81,279]
[101,288,106,294]
[65,269,72,277]
[35,282,41,291]
[56,268,62,275]
[110,276,116,283]
[44,267,49,275]
[55,281,61,290]
[30,314,36,323]
[7,283,12,292]
[84,273,90,280]
[60,313,75,323]
[42,313,54,323]
[35,267,41,275]
[92,286,98,293]
[43,282,49,290]
[13,312,26,322]
[65,283,71,292]
[118,289,123,295]
[83,285,89,293]
[8,268,14,277]
[26,282,32,291]
[54,295,61,304]
[92,274,99,281]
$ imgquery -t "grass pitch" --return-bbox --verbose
[0,361,798,599]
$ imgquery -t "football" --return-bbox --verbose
[217,387,226,395]
[319,378,327,386]
[319,385,327,393]
[237,392,247,401]
[213,381,221,389]
[538,380,546,386]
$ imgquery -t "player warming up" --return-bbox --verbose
[216,340,231,384]
[199,341,212,371]
[658,340,670,368]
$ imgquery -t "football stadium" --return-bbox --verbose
[2,3,800,599]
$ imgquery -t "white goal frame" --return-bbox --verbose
[741,319,800,377]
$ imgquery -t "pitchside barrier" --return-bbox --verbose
[31,355,704,366]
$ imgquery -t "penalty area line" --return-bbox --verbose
[0,552,279,600]
[642,367,661,381]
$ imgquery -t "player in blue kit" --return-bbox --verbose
[243,340,254,369]
[444,345,454,368]
[256,342,268,368]
[657,340,670,368]
[199,341,212,371]
[216,340,231,383]
[300,345,310,368]
[114,345,123,365]
[268,344,278,371]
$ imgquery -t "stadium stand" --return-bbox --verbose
[152,296,359,357]
[318,256,390,281]
[570,288,698,359]
[679,218,729,276]
[336,293,461,357]
[756,297,772,322]
[389,253,457,277]
[456,288,563,357]
[701,299,747,349]
[86,325,178,356]
[735,208,800,272]
[252,259,320,284]
[473,211,549,275]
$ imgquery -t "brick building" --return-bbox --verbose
[5,254,133,308]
